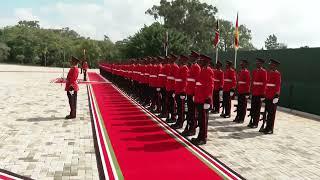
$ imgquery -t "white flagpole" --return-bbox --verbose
[234,48,238,69]
[215,46,219,64]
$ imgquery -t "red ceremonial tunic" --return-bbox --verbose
[186,63,201,96]
[155,64,164,88]
[265,70,281,99]
[65,66,79,91]
[213,69,224,91]
[174,65,189,94]
[165,64,176,91]
[194,66,214,104]
[82,61,89,70]
[237,68,251,94]
[251,68,267,96]
[223,68,236,91]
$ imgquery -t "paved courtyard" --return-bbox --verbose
[0,64,320,180]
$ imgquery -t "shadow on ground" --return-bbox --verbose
[16,116,65,122]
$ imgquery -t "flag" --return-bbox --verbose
[164,31,168,51]
[213,20,220,47]
[234,13,239,49]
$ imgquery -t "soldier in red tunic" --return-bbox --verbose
[65,56,80,119]
[221,60,236,118]
[82,58,89,81]
[211,61,224,114]
[171,55,189,129]
[234,60,251,123]
[263,59,281,134]
[191,54,214,145]
[182,51,201,136]
[248,58,267,128]
[166,55,179,123]
[159,57,171,118]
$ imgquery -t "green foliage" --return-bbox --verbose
[0,21,118,68]
[265,34,287,50]
[146,0,255,54]
[118,22,190,59]
[0,42,10,62]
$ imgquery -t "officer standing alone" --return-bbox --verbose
[65,56,80,119]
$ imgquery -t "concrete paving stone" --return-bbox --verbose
[2,64,320,179]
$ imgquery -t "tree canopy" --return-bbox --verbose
[0,0,257,66]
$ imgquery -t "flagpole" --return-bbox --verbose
[234,48,238,69]
[215,46,219,64]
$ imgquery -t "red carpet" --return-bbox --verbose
[88,72,243,180]
[0,169,33,180]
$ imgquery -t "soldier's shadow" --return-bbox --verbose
[127,141,185,152]
[16,116,65,122]
[217,131,265,139]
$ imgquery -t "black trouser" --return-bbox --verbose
[222,91,231,115]
[265,99,277,131]
[186,95,196,131]
[67,91,78,117]
[212,90,220,112]
[251,96,263,125]
[168,91,176,119]
[175,94,185,125]
[160,88,167,115]
[236,94,248,122]
[196,103,209,141]
[83,69,87,81]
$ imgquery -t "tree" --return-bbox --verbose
[16,54,25,64]
[119,22,190,59]
[146,0,255,54]
[18,20,40,29]
[146,0,217,52]
[0,43,10,62]
[265,34,288,50]
[265,34,279,50]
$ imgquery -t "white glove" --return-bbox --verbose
[172,93,175,98]
[203,103,211,110]
[69,90,74,95]
[273,98,279,104]
[192,96,195,101]
[230,92,234,96]
[219,90,223,97]
[245,95,250,99]
[261,97,265,101]
[180,96,186,100]
[156,88,161,91]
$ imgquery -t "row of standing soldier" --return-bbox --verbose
[99,51,281,145]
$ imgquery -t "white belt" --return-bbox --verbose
[150,75,157,78]
[253,82,263,85]
[167,76,174,80]
[214,79,220,82]
[224,79,232,82]
[158,74,166,77]
[267,83,276,87]
[145,73,150,76]
[238,81,246,84]
[196,82,202,86]
[175,79,182,82]
[133,71,137,74]
[187,78,195,82]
